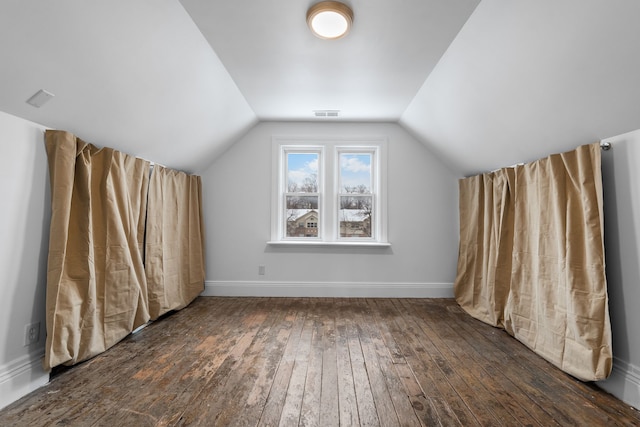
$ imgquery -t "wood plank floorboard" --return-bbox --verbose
[1,297,638,426]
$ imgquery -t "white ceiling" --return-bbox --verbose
[181,0,480,121]
[1,1,640,175]
[0,0,478,172]
[401,0,640,175]
[0,0,258,173]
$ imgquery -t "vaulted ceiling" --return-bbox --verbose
[1,1,639,175]
[181,0,479,122]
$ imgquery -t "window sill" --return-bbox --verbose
[267,240,391,248]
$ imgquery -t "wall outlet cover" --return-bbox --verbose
[24,322,40,346]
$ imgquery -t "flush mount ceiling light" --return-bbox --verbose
[307,1,353,40]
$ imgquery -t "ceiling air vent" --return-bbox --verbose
[26,89,55,108]
[313,109,340,118]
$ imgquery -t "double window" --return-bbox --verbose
[271,137,388,245]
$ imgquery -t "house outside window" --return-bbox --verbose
[270,137,388,246]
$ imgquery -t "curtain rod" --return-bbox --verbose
[487,142,610,175]
[136,157,167,168]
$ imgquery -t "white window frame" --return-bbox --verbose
[281,146,324,241]
[269,136,389,247]
[335,146,378,242]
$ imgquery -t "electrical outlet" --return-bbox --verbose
[24,322,40,346]
[258,265,266,275]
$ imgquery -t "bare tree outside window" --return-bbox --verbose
[274,140,385,244]
[285,152,320,237]
[339,153,373,238]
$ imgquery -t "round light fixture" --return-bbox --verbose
[307,1,353,40]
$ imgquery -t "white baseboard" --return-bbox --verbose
[0,349,49,410]
[597,357,640,410]
[202,280,454,298]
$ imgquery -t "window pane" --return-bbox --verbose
[340,153,371,193]
[339,195,372,238]
[286,196,319,237]
[287,152,318,192]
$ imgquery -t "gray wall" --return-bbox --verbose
[200,121,459,297]
[598,130,640,407]
[0,111,49,409]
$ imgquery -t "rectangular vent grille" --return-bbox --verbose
[26,89,55,108]
[313,110,340,117]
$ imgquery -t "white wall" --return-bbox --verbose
[200,122,459,297]
[0,111,50,409]
[597,130,640,409]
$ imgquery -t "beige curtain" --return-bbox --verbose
[455,143,612,381]
[454,168,514,328]
[145,166,205,320]
[44,130,151,370]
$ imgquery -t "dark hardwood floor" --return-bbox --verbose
[1,297,638,426]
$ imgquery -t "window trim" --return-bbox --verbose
[269,136,388,246]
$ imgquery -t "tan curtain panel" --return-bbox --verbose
[44,130,151,370]
[455,143,612,381]
[454,167,514,328]
[145,166,205,320]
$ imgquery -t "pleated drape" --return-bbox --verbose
[145,166,205,320]
[44,131,206,370]
[44,130,151,370]
[455,143,612,381]
[454,168,514,328]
